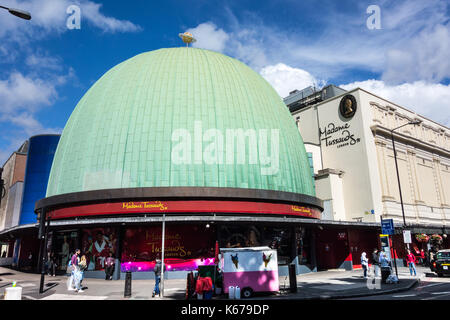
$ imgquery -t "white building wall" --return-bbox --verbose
[291,87,450,228]
[312,90,380,222]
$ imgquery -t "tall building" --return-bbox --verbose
[285,85,450,268]
[0,135,60,269]
[0,142,27,265]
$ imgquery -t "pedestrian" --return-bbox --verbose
[73,250,84,293]
[361,252,368,278]
[47,252,56,276]
[152,255,165,297]
[420,249,425,266]
[79,254,87,289]
[406,249,417,276]
[372,249,380,277]
[424,250,430,267]
[379,251,390,267]
[67,249,81,292]
[105,252,115,280]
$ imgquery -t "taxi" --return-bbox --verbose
[431,249,450,277]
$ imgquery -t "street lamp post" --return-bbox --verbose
[390,120,422,228]
[0,168,5,208]
[390,119,422,270]
[0,5,31,20]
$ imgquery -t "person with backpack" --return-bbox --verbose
[152,255,166,297]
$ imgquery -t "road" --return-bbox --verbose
[342,272,450,300]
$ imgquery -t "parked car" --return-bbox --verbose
[430,249,450,277]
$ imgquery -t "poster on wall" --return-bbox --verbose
[121,225,215,272]
[82,228,118,271]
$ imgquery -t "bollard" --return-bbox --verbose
[234,286,241,299]
[289,264,297,293]
[124,271,132,298]
[228,286,235,299]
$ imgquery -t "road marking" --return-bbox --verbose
[163,288,184,292]
[41,293,108,300]
[420,282,448,288]
[422,292,450,300]
[431,291,450,295]
[18,283,36,287]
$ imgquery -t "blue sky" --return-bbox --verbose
[1,0,449,164]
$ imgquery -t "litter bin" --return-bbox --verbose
[4,287,22,300]
[381,267,391,283]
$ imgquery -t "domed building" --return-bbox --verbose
[35,46,323,279]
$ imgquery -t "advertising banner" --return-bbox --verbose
[121,225,216,272]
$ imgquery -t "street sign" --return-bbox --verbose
[381,219,394,235]
[403,230,412,243]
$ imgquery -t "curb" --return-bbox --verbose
[273,278,421,300]
[324,278,421,300]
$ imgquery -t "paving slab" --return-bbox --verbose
[0,266,424,300]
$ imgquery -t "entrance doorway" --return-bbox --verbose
[315,228,350,271]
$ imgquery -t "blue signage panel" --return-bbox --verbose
[381,219,394,235]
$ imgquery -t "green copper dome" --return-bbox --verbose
[46,47,314,197]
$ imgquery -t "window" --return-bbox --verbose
[437,252,450,259]
[307,152,316,194]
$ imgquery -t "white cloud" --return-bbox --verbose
[185,1,450,84]
[382,24,450,84]
[25,53,63,71]
[340,80,450,127]
[187,22,229,52]
[0,72,57,113]
[81,2,142,33]
[0,0,133,163]
[0,69,70,165]
[0,0,142,40]
[260,63,324,98]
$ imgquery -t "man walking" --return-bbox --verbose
[372,249,380,277]
[152,255,165,297]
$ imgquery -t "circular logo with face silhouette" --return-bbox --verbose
[339,94,357,119]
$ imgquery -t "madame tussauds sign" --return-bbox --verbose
[319,122,361,149]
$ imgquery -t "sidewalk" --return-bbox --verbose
[0,266,424,300]
[270,266,423,300]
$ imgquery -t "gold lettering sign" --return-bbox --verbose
[122,201,168,210]
[291,205,312,216]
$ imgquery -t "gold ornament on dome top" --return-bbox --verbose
[178,32,196,46]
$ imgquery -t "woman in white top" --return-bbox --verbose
[361,252,369,278]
